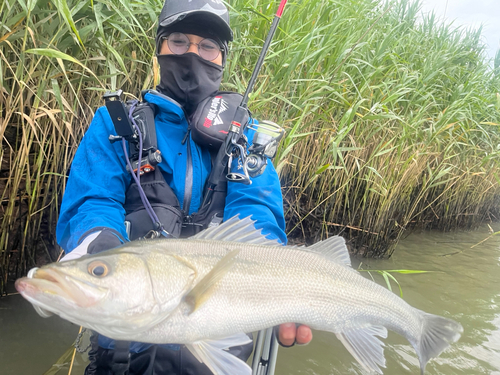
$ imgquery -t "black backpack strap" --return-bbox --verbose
[183,175,226,237]
[104,90,160,175]
[111,340,131,375]
[126,100,158,165]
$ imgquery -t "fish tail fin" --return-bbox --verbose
[412,311,463,374]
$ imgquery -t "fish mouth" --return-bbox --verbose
[15,267,108,310]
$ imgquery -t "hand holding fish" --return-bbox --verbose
[279,323,313,346]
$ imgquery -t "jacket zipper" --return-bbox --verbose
[183,134,193,217]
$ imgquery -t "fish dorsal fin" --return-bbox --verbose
[186,333,253,375]
[335,325,388,374]
[189,215,281,246]
[307,236,352,267]
[184,249,240,314]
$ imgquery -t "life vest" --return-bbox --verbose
[123,162,227,240]
[120,91,229,240]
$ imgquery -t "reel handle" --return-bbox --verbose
[226,151,252,185]
[226,172,251,185]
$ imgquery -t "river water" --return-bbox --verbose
[1,225,499,374]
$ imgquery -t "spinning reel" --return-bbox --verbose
[226,120,285,185]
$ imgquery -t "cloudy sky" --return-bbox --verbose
[419,0,499,62]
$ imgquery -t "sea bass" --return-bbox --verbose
[15,216,462,374]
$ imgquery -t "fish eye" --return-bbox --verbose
[87,261,110,278]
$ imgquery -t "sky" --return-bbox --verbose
[419,0,499,62]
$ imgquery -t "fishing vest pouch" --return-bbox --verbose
[125,203,183,239]
[189,91,249,152]
[124,169,184,240]
[182,178,227,237]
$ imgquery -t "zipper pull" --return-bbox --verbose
[182,129,190,145]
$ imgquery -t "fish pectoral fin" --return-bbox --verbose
[186,333,253,375]
[335,325,388,374]
[184,249,240,314]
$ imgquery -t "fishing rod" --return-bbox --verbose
[223,0,287,375]
[252,327,279,375]
[201,0,288,206]
[199,1,289,372]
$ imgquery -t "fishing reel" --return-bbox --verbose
[226,120,285,184]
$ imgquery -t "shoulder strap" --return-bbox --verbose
[111,340,131,375]
[129,101,158,157]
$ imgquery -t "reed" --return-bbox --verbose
[228,0,500,257]
[0,0,159,294]
[1,0,499,294]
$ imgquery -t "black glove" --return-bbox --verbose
[88,228,124,254]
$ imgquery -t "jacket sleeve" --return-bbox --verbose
[223,124,287,245]
[56,106,132,253]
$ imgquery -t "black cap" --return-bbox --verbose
[157,0,233,43]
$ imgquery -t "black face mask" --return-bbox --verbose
[156,53,223,117]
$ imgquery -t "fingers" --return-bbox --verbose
[278,323,313,347]
[278,323,296,347]
[295,324,313,345]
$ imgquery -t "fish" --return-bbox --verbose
[15,216,463,374]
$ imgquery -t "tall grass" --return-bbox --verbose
[226,0,500,256]
[1,0,499,294]
[0,0,161,294]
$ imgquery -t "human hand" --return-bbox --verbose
[278,323,313,347]
[87,228,123,254]
[60,228,123,262]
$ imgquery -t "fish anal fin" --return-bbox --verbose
[184,249,240,314]
[308,236,352,267]
[335,325,387,374]
[186,333,253,375]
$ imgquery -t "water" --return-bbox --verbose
[0,288,79,375]
[1,225,499,374]
[274,224,500,374]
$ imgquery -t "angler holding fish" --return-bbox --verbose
[17,0,311,374]
[15,0,464,374]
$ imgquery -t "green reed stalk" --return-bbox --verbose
[0,0,499,294]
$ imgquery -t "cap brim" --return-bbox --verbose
[159,11,233,42]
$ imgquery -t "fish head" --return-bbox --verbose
[15,246,197,338]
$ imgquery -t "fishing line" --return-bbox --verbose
[67,325,83,375]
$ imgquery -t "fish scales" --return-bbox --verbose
[15,216,463,375]
[122,238,420,347]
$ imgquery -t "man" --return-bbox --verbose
[56,0,312,373]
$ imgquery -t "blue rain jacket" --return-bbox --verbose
[56,91,287,352]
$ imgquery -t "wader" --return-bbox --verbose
[85,332,253,375]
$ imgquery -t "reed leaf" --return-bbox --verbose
[1,0,499,295]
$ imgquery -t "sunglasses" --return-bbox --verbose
[161,32,223,62]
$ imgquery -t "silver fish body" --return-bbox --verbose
[15,217,462,374]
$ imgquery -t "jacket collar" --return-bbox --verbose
[143,89,186,124]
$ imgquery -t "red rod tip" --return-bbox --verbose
[276,0,288,17]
